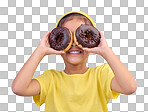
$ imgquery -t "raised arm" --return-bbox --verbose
[83,30,137,95]
[11,31,65,96]
[101,46,137,95]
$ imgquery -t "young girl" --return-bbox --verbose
[12,11,137,112]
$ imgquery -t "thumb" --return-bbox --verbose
[82,48,91,52]
[83,47,99,54]
[54,50,65,55]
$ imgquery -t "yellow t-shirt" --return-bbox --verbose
[33,64,119,112]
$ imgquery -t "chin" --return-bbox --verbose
[66,57,83,65]
[61,51,89,65]
[61,56,85,65]
[69,60,82,65]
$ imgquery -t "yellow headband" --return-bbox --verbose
[56,11,96,28]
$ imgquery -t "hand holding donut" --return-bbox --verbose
[48,24,102,52]
[82,31,109,56]
[48,24,109,56]
[37,31,65,56]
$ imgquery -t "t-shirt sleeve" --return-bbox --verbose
[100,64,119,101]
[33,70,52,107]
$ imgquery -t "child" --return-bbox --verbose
[12,11,137,112]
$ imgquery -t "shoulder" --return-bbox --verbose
[43,69,60,74]
[91,64,108,71]
[90,64,112,78]
[101,64,111,71]
[42,69,62,78]
[87,64,107,77]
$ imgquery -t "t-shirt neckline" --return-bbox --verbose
[61,67,91,77]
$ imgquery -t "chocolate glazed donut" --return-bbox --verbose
[48,27,73,52]
[74,24,101,48]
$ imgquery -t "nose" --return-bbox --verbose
[71,40,77,47]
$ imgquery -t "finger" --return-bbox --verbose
[50,48,65,54]
[98,30,104,37]
[98,30,106,40]
[42,31,51,40]
[83,47,98,54]
[47,40,50,47]
[54,50,65,55]
[83,48,93,53]
[44,31,51,37]
[40,31,51,45]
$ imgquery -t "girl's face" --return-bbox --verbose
[61,19,90,65]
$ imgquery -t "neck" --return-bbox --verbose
[64,63,88,75]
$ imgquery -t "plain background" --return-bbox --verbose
[0,0,148,111]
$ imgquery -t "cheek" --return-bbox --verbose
[61,54,65,59]
[84,51,90,56]
[83,51,90,60]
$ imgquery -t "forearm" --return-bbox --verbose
[102,47,137,92]
[12,47,45,91]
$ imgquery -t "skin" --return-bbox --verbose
[62,19,137,95]
[61,19,90,74]
[11,18,137,97]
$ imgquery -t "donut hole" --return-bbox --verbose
[84,30,93,40]
[85,33,91,39]
[56,33,63,42]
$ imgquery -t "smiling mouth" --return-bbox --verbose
[66,50,83,55]
[68,51,82,53]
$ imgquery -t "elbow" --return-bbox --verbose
[11,80,19,95]
[11,84,19,95]
[126,86,137,95]
[11,86,17,95]
[130,79,137,94]
[11,83,24,96]
[125,81,137,95]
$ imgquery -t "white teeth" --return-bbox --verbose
[69,51,81,53]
